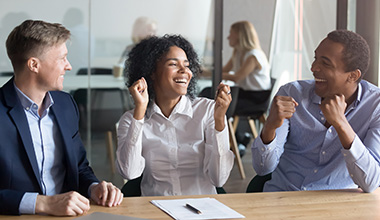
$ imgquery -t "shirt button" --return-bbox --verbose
[260,163,264,167]
[321,117,325,120]
[33,104,38,109]
[302,187,307,190]
[314,169,318,173]
[343,153,347,157]
[328,129,332,133]
[322,151,326,155]
[261,147,265,152]
[26,107,30,110]
[350,174,354,177]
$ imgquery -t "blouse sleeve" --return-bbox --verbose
[116,110,145,180]
[203,105,234,187]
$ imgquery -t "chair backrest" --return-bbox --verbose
[246,173,272,193]
[77,68,113,75]
[121,176,142,197]
[198,86,239,119]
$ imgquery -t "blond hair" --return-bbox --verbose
[6,20,70,72]
[231,21,261,51]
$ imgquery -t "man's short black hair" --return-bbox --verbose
[327,30,370,79]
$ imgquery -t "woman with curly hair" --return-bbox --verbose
[116,35,234,196]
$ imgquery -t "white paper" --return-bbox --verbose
[150,197,245,220]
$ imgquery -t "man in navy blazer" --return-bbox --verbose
[0,20,123,216]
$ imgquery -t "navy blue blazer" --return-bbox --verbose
[0,78,99,215]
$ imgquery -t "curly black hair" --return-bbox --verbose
[125,34,201,105]
[327,30,370,79]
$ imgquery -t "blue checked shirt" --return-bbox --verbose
[252,80,380,193]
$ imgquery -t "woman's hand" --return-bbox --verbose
[214,83,232,131]
[129,77,149,120]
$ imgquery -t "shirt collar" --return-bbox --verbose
[312,82,362,107]
[14,83,54,116]
[146,95,193,120]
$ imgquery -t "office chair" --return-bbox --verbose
[233,71,290,139]
[246,173,272,193]
[232,78,276,139]
[198,86,245,179]
[121,176,142,197]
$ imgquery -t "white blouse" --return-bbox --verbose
[233,49,271,91]
[116,96,234,196]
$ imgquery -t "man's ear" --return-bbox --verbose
[27,57,39,73]
[348,69,361,83]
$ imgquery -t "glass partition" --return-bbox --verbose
[269,0,336,81]
[0,0,343,189]
[0,0,214,184]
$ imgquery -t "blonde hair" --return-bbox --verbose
[6,20,70,72]
[231,21,261,51]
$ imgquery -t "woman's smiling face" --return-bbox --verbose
[153,46,193,101]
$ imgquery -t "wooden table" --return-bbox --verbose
[1,188,380,220]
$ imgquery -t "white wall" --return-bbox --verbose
[0,0,213,75]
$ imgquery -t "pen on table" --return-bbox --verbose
[185,203,202,214]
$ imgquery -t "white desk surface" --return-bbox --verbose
[0,75,126,92]
[0,75,214,94]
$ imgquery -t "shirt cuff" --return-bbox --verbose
[19,192,38,214]
[88,182,99,197]
[129,118,144,143]
[252,133,277,154]
[341,135,365,164]
[214,124,229,154]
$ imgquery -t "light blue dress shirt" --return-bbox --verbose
[252,80,380,193]
[14,85,65,214]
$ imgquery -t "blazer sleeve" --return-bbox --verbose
[0,190,25,215]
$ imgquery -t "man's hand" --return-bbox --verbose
[90,181,123,207]
[261,96,298,144]
[320,94,355,149]
[35,191,90,216]
[320,94,347,127]
[214,83,232,131]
